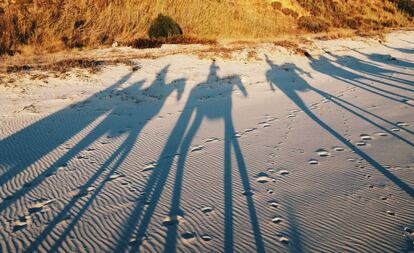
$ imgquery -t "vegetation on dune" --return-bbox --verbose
[392,0,414,16]
[0,0,413,56]
[148,14,183,38]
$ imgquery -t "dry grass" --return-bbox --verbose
[0,0,413,58]
[130,36,216,49]
[4,59,137,74]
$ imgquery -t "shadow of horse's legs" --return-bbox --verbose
[227,115,266,253]
[223,115,265,253]
[0,117,111,214]
[27,127,141,252]
[288,92,414,198]
[310,88,414,147]
[164,113,203,253]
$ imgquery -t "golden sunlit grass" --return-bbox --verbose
[0,0,413,58]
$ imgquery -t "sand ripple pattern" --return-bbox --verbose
[1,36,414,253]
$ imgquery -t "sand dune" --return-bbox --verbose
[0,31,414,252]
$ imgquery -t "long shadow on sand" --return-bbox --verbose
[265,56,414,198]
[0,71,137,217]
[114,62,265,253]
[308,55,414,139]
[309,55,414,107]
[353,49,414,70]
[1,66,185,252]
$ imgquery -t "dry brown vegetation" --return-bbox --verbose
[0,0,413,58]
[4,59,132,74]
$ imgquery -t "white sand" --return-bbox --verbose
[0,31,413,253]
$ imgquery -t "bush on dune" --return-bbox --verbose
[148,14,183,38]
[392,0,414,16]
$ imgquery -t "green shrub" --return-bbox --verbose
[393,0,414,16]
[148,14,183,38]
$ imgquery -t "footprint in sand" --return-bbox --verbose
[201,234,212,242]
[233,133,242,138]
[13,215,32,232]
[272,217,282,224]
[77,155,88,160]
[128,238,139,246]
[162,215,183,226]
[308,159,319,165]
[397,122,409,127]
[242,189,254,196]
[374,132,388,137]
[244,128,256,133]
[87,186,96,192]
[268,200,279,208]
[267,168,276,174]
[333,146,345,152]
[181,232,197,242]
[355,141,367,147]
[204,137,219,143]
[360,134,372,141]
[259,122,271,128]
[255,172,273,183]
[142,162,157,172]
[316,149,330,157]
[29,199,53,214]
[71,188,89,198]
[201,207,213,214]
[404,227,413,234]
[59,163,68,168]
[191,145,204,152]
[278,170,289,176]
[107,174,125,181]
[277,233,289,244]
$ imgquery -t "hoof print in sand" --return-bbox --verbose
[272,217,282,224]
[106,174,125,181]
[333,146,345,152]
[201,206,213,214]
[201,234,212,241]
[255,172,273,183]
[181,232,197,243]
[277,233,289,244]
[242,189,254,196]
[308,159,319,165]
[191,145,204,152]
[268,200,279,208]
[316,149,330,157]
[13,216,32,232]
[360,134,372,141]
[278,170,289,176]
[162,215,183,226]
[142,162,157,172]
[28,199,52,214]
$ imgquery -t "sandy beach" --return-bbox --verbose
[0,31,413,252]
